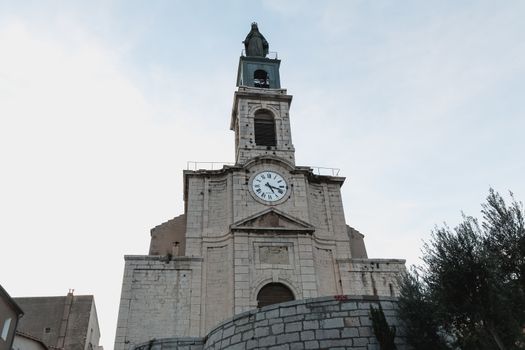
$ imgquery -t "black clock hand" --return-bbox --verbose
[274,185,285,194]
[266,184,283,192]
[265,182,276,194]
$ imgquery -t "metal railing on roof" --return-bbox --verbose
[310,166,341,176]
[240,50,279,59]
[186,161,234,171]
[187,161,341,176]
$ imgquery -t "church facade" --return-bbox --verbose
[115,24,406,350]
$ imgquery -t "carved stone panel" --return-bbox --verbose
[254,242,294,269]
[259,246,289,265]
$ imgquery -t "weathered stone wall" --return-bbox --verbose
[232,233,315,315]
[348,226,368,259]
[114,256,203,350]
[149,214,187,256]
[339,259,406,297]
[305,180,354,261]
[203,243,233,332]
[116,255,405,349]
[183,160,352,260]
[131,295,409,350]
[86,299,101,350]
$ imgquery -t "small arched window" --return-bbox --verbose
[257,283,295,308]
[254,110,276,147]
[254,69,270,88]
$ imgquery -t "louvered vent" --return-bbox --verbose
[254,111,276,146]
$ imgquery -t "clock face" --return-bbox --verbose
[251,170,288,202]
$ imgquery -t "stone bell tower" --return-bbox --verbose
[233,23,295,165]
[114,23,407,350]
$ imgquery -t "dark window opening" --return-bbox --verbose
[254,111,276,146]
[257,282,295,308]
[44,327,51,333]
[254,69,270,88]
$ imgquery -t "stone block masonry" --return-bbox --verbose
[114,256,204,350]
[132,295,410,350]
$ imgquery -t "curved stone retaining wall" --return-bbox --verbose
[133,295,409,350]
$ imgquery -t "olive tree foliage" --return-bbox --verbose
[398,189,525,350]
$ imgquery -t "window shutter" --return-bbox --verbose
[254,113,276,146]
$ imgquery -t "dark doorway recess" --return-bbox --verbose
[257,282,295,308]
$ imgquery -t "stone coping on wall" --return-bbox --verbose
[131,295,408,350]
[124,255,204,262]
[338,258,407,264]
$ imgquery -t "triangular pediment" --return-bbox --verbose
[231,208,314,233]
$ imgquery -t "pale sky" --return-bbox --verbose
[1,1,524,348]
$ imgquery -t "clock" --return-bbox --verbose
[251,170,288,203]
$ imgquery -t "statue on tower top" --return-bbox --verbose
[243,22,269,57]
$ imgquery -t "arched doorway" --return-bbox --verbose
[257,282,295,308]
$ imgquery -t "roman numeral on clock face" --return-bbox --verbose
[252,170,288,202]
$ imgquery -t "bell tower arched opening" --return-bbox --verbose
[254,69,270,88]
[254,110,276,147]
[256,282,295,308]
